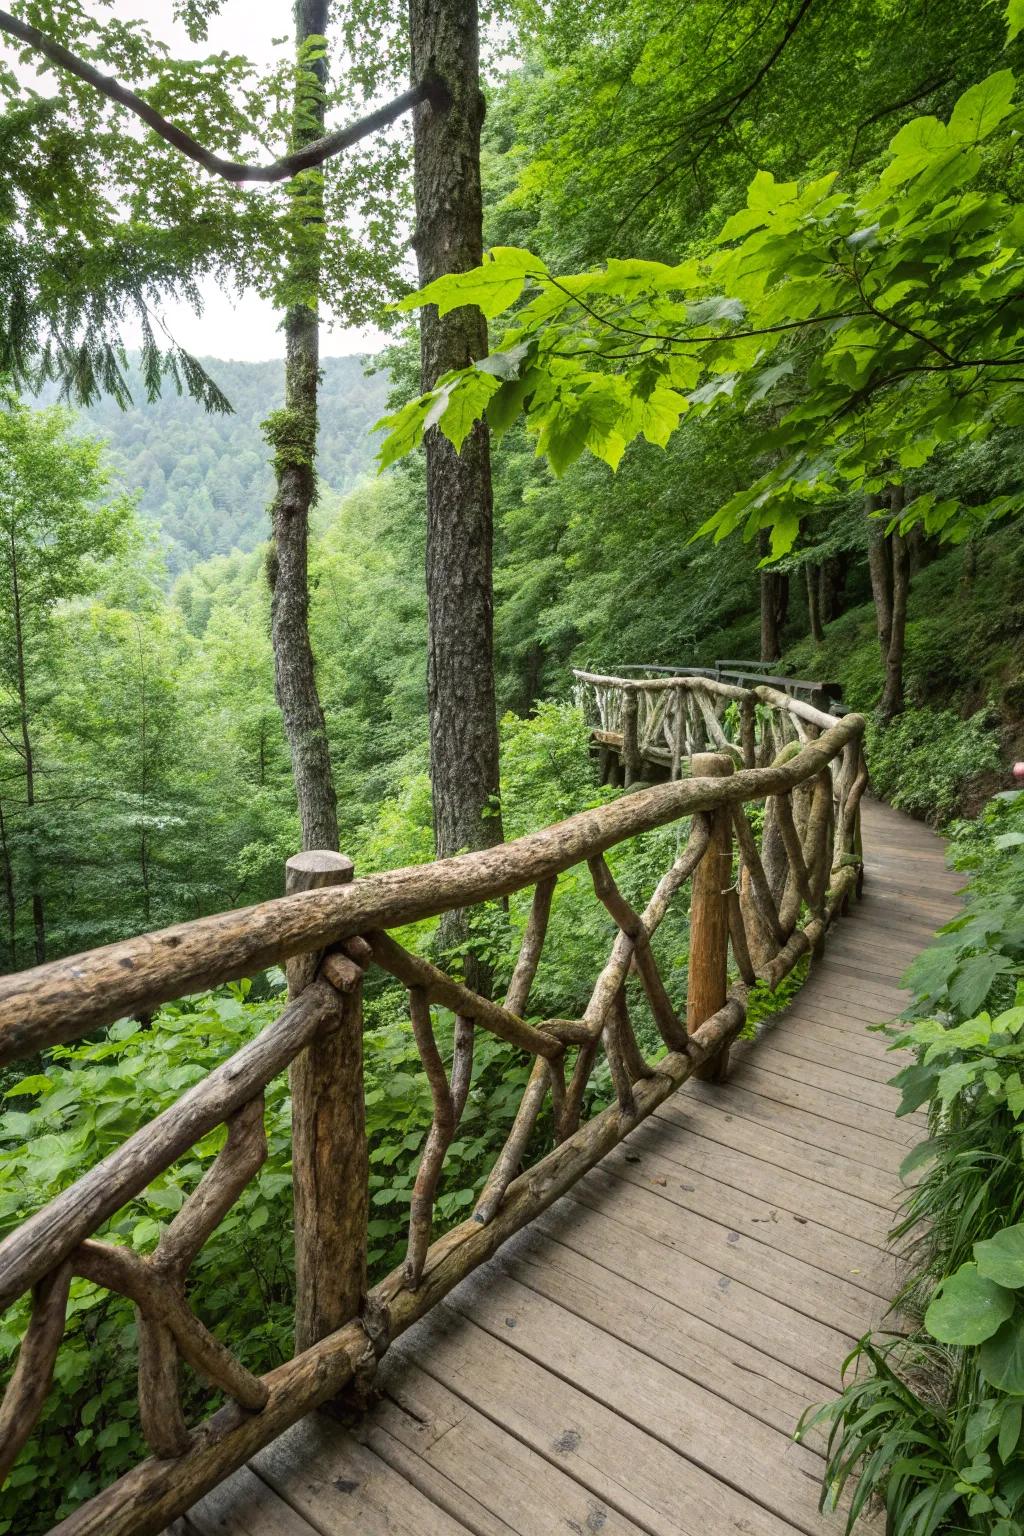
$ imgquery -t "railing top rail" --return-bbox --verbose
[572,671,842,731]
[584,661,843,700]
[0,715,865,1068]
[572,668,752,701]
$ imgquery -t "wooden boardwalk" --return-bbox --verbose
[179,799,962,1536]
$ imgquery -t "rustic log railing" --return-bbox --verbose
[573,666,846,786]
[595,659,844,704]
[0,680,868,1536]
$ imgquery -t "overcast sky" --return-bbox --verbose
[103,2,389,361]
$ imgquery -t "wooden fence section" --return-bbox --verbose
[572,667,849,788]
[0,681,868,1536]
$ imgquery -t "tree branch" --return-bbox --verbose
[0,8,444,184]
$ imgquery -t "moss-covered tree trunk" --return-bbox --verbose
[265,0,339,853]
[408,0,503,872]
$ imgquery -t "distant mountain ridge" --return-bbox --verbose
[38,354,390,573]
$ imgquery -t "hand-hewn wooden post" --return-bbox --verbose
[671,688,685,780]
[687,753,734,1082]
[622,691,641,786]
[285,851,367,1353]
[740,697,756,769]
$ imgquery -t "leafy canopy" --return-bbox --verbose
[378,66,1024,554]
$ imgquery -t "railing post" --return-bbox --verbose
[622,690,641,786]
[687,753,734,1082]
[740,696,756,769]
[285,851,368,1353]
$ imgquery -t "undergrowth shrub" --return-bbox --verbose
[867,708,1001,824]
[802,790,1024,1535]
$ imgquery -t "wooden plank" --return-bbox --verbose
[806,955,912,990]
[572,1165,891,1336]
[654,1094,902,1207]
[776,1001,907,1046]
[827,934,925,966]
[790,985,908,1024]
[441,1273,851,1535]
[494,1225,835,1440]
[185,1465,315,1536]
[361,1423,517,1536]
[598,1134,895,1295]
[747,1028,907,1088]
[820,956,917,990]
[252,1417,472,1536]
[865,893,952,916]
[615,1114,893,1247]
[802,965,911,999]
[826,935,923,967]
[400,1309,818,1536]
[533,1194,855,1387]
[865,870,958,893]
[756,1016,907,1072]
[365,1355,648,1536]
[728,1062,918,1146]
[864,895,958,922]
[680,1078,909,1172]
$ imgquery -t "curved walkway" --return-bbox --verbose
[177,799,962,1536]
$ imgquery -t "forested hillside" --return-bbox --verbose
[38,355,387,572]
[5,2,1024,1533]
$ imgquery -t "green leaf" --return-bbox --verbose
[977,1226,1024,1289]
[1009,0,1024,42]
[999,1401,1023,1463]
[3,1074,55,1098]
[982,1317,1024,1394]
[396,247,547,320]
[746,169,798,215]
[437,372,501,454]
[534,404,592,478]
[903,942,961,1001]
[374,393,433,472]
[882,115,948,186]
[951,954,1015,1016]
[925,1264,1015,1345]
[486,372,534,438]
[899,1138,940,1179]
[923,1014,995,1061]
[633,385,687,448]
[948,71,1016,145]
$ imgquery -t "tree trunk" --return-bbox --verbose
[522,641,544,713]
[264,0,339,854]
[805,563,824,643]
[0,795,15,969]
[865,492,893,666]
[879,486,908,723]
[758,530,788,663]
[8,529,43,962]
[135,620,151,924]
[409,0,503,877]
[818,553,846,624]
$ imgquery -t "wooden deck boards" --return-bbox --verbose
[179,798,959,1536]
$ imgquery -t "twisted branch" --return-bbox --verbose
[0,9,439,184]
